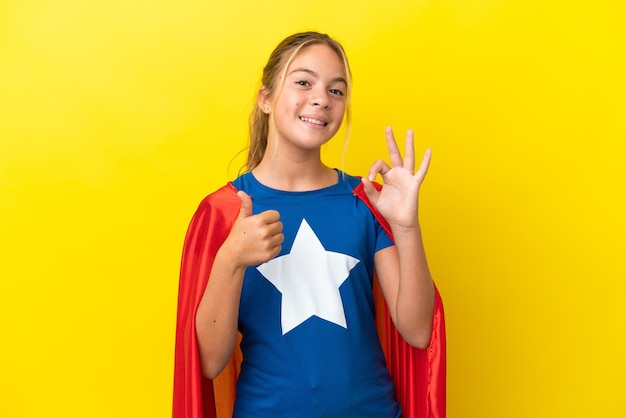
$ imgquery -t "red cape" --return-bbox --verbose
[173,182,446,418]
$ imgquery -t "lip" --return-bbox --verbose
[299,115,329,127]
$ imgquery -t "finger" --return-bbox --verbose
[267,223,284,247]
[360,177,380,206]
[258,209,281,225]
[270,231,285,247]
[385,126,403,168]
[236,190,253,219]
[414,148,432,182]
[404,129,415,173]
[367,159,392,182]
[264,217,283,236]
[266,242,283,262]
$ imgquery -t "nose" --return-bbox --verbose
[311,87,331,109]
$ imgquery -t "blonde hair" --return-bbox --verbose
[244,31,352,172]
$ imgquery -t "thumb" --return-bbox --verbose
[360,177,379,206]
[236,190,253,219]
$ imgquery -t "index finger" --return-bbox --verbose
[257,209,281,223]
[385,126,403,168]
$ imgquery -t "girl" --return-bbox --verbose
[173,31,445,418]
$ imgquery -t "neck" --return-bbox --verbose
[252,153,338,192]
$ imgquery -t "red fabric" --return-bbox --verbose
[173,184,240,418]
[173,182,446,418]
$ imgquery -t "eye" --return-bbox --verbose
[296,80,310,87]
[329,88,344,96]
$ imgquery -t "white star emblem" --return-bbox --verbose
[256,219,360,335]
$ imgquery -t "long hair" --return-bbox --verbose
[245,31,352,172]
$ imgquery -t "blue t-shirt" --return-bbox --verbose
[231,171,400,418]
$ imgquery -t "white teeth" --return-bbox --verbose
[300,117,326,126]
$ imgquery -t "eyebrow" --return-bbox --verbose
[289,68,347,85]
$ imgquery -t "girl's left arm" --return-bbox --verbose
[362,126,435,349]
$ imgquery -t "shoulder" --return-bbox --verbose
[336,171,382,195]
[346,176,391,239]
[193,183,240,220]
[336,170,363,192]
[180,183,241,254]
[200,183,239,204]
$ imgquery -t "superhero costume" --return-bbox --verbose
[173,179,446,418]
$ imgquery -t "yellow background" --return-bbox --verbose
[1,0,624,417]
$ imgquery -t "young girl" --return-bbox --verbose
[173,32,445,418]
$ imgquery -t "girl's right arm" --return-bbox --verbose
[195,191,283,379]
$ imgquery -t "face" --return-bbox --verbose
[260,43,348,153]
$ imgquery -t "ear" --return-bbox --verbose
[257,86,272,114]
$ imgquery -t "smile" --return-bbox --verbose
[299,116,328,126]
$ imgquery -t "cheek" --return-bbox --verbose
[334,103,346,117]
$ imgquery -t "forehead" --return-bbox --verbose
[285,43,347,80]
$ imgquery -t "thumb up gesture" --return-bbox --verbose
[225,191,284,267]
